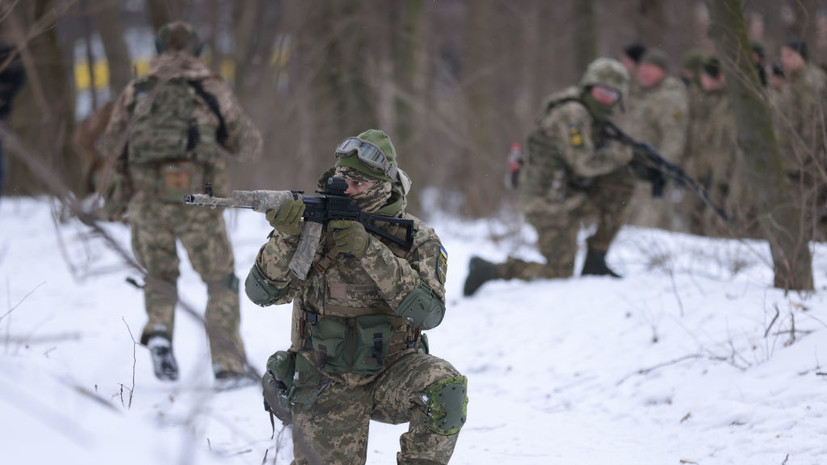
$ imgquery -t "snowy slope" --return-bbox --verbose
[1,197,825,465]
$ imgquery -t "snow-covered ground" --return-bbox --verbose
[1,196,825,465]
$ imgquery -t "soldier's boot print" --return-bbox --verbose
[463,256,500,296]
[146,335,179,381]
[581,248,621,278]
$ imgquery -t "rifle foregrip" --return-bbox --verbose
[289,221,324,280]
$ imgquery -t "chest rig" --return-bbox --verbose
[297,221,421,376]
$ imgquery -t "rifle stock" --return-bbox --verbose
[602,120,731,222]
[184,177,414,279]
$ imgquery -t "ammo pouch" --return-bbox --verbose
[262,350,296,425]
[307,313,400,376]
[131,160,209,203]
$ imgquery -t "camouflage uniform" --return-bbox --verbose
[684,86,740,236]
[620,71,689,231]
[101,32,262,377]
[484,59,634,284]
[773,62,827,239]
[249,130,466,465]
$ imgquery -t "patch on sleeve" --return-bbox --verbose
[568,125,584,147]
[436,246,448,285]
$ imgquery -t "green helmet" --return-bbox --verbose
[579,57,630,100]
[155,21,203,57]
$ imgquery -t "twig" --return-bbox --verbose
[0,281,46,323]
[616,354,703,385]
[764,303,780,338]
[122,317,137,409]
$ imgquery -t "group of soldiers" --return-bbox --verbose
[464,38,827,296]
[84,17,827,465]
[98,21,465,465]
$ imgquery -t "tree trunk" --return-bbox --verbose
[705,0,814,291]
[144,0,174,32]
[6,0,81,196]
[91,0,131,92]
[572,0,597,74]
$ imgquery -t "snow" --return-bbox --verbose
[1,196,826,465]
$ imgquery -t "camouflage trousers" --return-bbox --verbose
[129,200,246,374]
[290,352,464,465]
[503,168,634,280]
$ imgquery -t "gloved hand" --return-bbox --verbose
[266,197,305,236]
[329,219,370,258]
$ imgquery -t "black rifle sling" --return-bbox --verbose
[188,80,229,145]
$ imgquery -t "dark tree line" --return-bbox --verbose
[1,0,823,289]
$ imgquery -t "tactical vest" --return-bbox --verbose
[126,76,224,202]
[296,219,423,379]
[521,89,587,200]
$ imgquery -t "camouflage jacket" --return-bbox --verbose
[519,87,633,215]
[254,184,447,384]
[774,63,827,176]
[619,75,689,165]
[100,51,262,200]
[685,88,739,202]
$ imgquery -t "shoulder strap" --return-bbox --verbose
[188,79,229,145]
[545,96,582,115]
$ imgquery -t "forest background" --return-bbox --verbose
[2,0,826,218]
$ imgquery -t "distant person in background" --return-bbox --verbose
[751,41,768,87]
[769,63,787,92]
[0,40,26,197]
[620,42,646,100]
[618,48,689,232]
[683,57,742,237]
[100,21,262,389]
[774,38,827,240]
[464,58,640,296]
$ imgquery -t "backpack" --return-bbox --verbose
[127,76,225,164]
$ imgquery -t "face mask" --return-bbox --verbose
[334,166,392,213]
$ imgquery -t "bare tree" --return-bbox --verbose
[706,0,814,291]
[89,0,131,92]
[6,0,82,196]
[572,0,597,74]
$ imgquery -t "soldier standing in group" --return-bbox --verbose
[683,57,743,237]
[619,43,646,101]
[619,48,689,231]
[463,58,642,296]
[774,38,827,240]
[100,21,262,388]
[248,129,467,465]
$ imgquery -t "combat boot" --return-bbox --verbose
[463,256,500,296]
[581,248,621,278]
[146,335,179,381]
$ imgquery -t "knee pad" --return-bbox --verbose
[423,375,468,435]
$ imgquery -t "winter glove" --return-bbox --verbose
[329,219,370,258]
[266,197,305,236]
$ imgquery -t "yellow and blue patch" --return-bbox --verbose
[568,125,584,147]
[436,246,448,284]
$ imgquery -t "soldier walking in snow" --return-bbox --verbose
[100,21,262,389]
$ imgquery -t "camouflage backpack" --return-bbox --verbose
[127,76,224,164]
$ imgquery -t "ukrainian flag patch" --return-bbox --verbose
[436,246,448,284]
[569,125,584,147]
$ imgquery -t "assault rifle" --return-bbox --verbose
[184,177,414,279]
[602,120,730,222]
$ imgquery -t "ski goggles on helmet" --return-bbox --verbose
[334,137,412,195]
[334,137,398,179]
